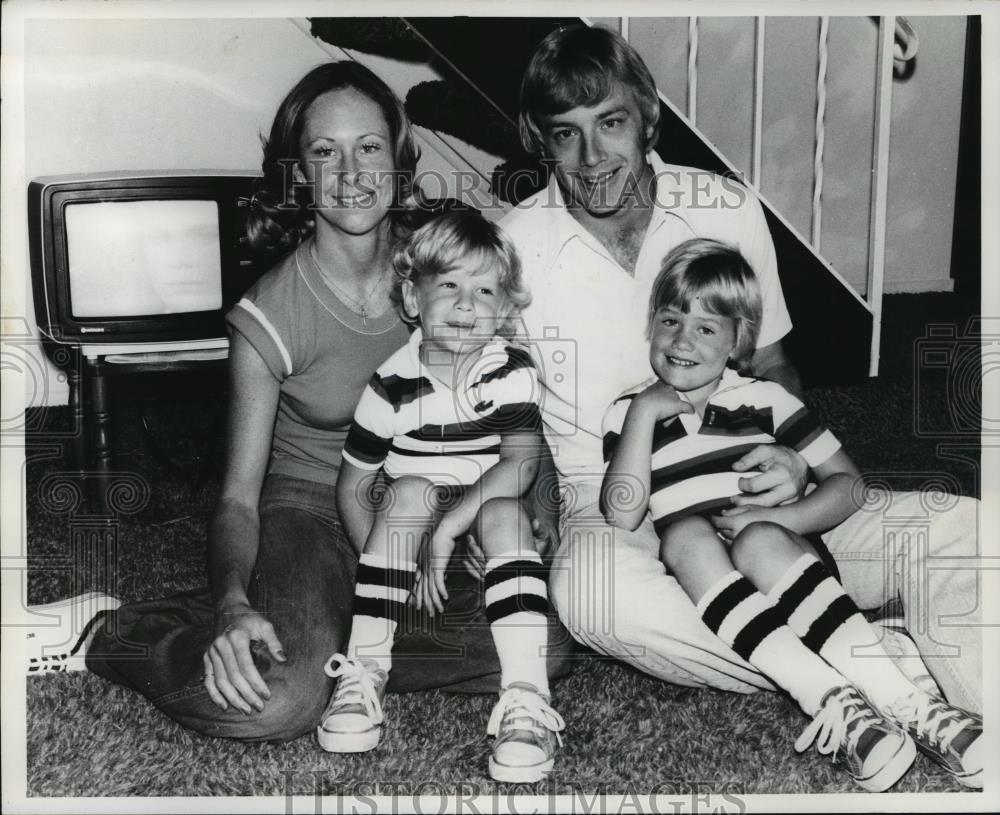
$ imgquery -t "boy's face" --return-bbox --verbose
[649,298,738,406]
[537,83,655,220]
[402,260,508,358]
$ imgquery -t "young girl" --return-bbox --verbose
[321,211,565,783]
[601,238,982,791]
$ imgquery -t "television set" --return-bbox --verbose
[28,171,266,355]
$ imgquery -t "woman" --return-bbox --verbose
[78,62,569,741]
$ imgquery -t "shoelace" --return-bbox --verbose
[323,654,384,725]
[487,687,565,747]
[888,693,972,754]
[795,687,876,761]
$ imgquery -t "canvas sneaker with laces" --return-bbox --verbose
[316,654,388,753]
[886,691,982,789]
[25,592,121,675]
[487,683,565,784]
[795,685,915,792]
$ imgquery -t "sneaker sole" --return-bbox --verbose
[951,768,982,789]
[488,757,554,784]
[30,590,119,611]
[316,724,380,753]
[913,743,983,789]
[854,734,916,793]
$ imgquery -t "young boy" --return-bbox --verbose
[321,211,564,784]
[600,238,982,791]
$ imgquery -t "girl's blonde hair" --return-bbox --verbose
[392,210,531,337]
[648,238,762,374]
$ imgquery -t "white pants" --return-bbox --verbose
[549,479,983,714]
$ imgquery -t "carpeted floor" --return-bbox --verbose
[22,292,982,798]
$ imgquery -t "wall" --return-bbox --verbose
[9,16,493,407]
[626,15,968,295]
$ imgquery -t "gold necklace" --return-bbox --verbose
[310,244,390,327]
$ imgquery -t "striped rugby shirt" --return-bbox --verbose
[342,328,542,486]
[602,369,842,535]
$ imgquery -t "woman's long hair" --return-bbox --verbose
[246,61,420,260]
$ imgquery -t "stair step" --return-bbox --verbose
[405,80,518,159]
[309,17,429,60]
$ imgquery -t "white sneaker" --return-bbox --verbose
[316,654,388,753]
[25,592,121,675]
[795,685,915,792]
[487,683,565,783]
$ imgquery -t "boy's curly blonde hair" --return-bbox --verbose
[392,210,531,338]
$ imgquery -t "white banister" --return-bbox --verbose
[867,16,895,377]
[687,17,698,125]
[811,17,830,250]
[752,17,765,188]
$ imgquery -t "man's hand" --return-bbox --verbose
[731,444,808,507]
[203,603,286,713]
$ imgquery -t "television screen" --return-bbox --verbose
[66,199,223,318]
[29,171,265,351]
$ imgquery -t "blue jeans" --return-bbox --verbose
[87,474,576,741]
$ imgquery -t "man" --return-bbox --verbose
[499,24,982,788]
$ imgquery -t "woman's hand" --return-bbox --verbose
[203,602,286,713]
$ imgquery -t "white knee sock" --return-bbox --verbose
[346,552,416,673]
[485,551,550,696]
[699,571,846,716]
[768,553,918,711]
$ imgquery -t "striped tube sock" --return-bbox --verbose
[768,553,917,712]
[485,551,550,696]
[345,552,417,673]
[698,571,845,715]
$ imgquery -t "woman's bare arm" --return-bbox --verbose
[203,331,287,714]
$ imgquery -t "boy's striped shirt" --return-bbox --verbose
[343,328,542,486]
[602,369,841,534]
